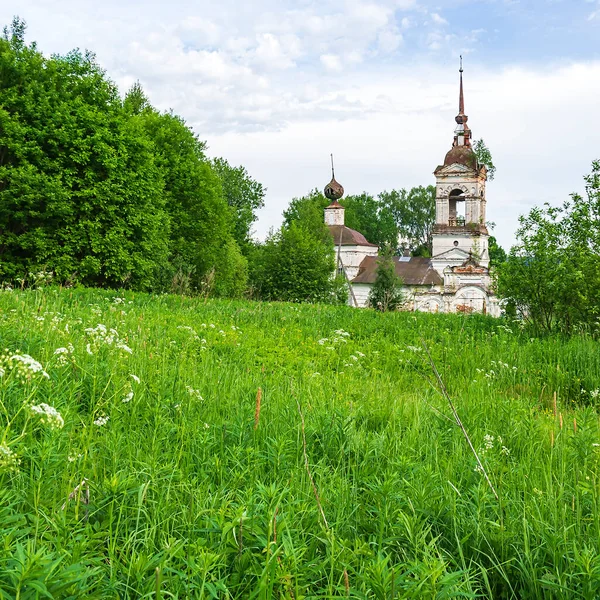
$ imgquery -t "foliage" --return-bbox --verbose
[473,139,496,181]
[282,189,331,242]
[488,235,507,267]
[2,287,600,597]
[497,160,600,333]
[212,158,265,252]
[380,186,436,255]
[133,107,247,296]
[0,19,255,298]
[250,221,337,303]
[342,192,398,249]
[0,19,169,289]
[284,186,435,255]
[368,248,405,311]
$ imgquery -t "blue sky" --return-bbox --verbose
[2,0,600,249]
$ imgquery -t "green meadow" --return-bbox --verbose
[1,288,600,599]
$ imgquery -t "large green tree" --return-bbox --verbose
[368,248,405,311]
[211,157,265,252]
[0,19,169,288]
[497,160,600,333]
[129,103,247,296]
[380,186,436,255]
[250,222,337,303]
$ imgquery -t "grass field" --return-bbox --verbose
[1,288,600,599]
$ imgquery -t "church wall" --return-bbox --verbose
[351,283,372,308]
[339,245,378,281]
[324,207,345,226]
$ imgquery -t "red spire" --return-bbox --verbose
[459,56,464,115]
[453,56,471,147]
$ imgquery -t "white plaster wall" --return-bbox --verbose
[431,234,489,271]
[351,284,371,308]
[324,207,345,226]
[338,246,378,281]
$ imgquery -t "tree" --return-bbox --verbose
[0,22,169,289]
[473,139,496,181]
[134,107,247,296]
[488,236,507,267]
[368,248,405,311]
[340,192,397,248]
[250,222,337,303]
[211,157,265,251]
[496,160,600,333]
[379,186,436,255]
[282,190,331,242]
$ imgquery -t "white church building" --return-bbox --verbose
[323,64,501,316]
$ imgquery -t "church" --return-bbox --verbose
[323,64,501,316]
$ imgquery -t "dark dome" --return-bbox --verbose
[324,177,344,201]
[444,145,478,169]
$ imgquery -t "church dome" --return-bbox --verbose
[443,145,477,170]
[324,177,344,201]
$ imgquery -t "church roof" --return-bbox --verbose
[442,145,478,170]
[352,256,443,285]
[328,225,378,247]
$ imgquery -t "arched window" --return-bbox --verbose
[448,189,466,226]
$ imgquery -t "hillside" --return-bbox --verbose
[1,288,600,598]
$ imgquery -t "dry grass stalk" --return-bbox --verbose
[573,417,577,434]
[560,412,563,429]
[550,430,555,447]
[254,387,262,430]
[61,478,90,511]
[296,400,329,529]
[553,391,557,417]
[343,569,350,596]
[420,338,499,501]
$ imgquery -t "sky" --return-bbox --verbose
[2,0,600,250]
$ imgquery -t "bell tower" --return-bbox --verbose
[431,58,489,275]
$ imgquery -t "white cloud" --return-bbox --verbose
[320,53,343,71]
[378,27,403,53]
[430,12,448,26]
[2,1,600,251]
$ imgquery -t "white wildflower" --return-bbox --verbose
[68,453,83,463]
[318,338,328,345]
[483,434,494,450]
[122,390,134,403]
[86,343,93,355]
[130,374,140,384]
[350,355,358,361]
[186,386,204,401]
[204,423,210,429]
[1,353,50,380]
[30,403,64,429]
[334,329,350,337]
[501,446,510,456]
[0,443,20,471]
[94,415,109,427]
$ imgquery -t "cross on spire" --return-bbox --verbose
[453,56,471,147]
[458,55,465,115]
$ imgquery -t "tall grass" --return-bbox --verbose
[1,287,600,598]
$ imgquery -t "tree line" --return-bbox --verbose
[0,18,447,304]
[0,18,262,297]
[3,18,596,334]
